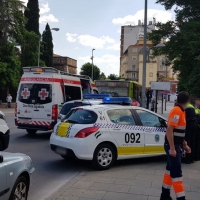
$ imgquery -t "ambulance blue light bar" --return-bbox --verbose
[102,97,132,105]
[84,94,111,99]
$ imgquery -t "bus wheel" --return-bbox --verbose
[26,129,37,135]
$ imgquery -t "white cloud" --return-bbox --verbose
[117,29,121,33]
[106,43,120,51]
[74,47,79,50]
[40,3,50,14]
[112,9,173,25]
[40,14,59,24]
[66,34,115,49]
[78,54,119,76]
[66,33,77,42]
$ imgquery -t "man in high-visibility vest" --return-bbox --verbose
[160,91,191,200]
[194,98,200,161]
[184,102,197,163]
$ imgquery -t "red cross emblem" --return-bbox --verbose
[21,88,30,99]
[38,88,49,100]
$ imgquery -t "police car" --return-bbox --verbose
[50,97,167,170]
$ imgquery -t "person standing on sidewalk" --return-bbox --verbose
[160,91,191,200]
[6,94,12,108]
[184,101,197,164]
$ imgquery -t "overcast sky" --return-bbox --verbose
[22,0,174,76]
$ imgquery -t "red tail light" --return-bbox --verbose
[75,127,99,138]
[15,104,17,117]
[52,104,58,120]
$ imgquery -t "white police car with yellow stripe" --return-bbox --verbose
[50,97,167,170]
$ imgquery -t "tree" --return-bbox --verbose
[107,74,119,80]
[0,0,25,45]
[99,72,106,80]
[80,63,100,80]
[22,0,41,66]
[148,0,200,97]
[41,23,54,67]
[0,42,21,91]
[24,0,40,35]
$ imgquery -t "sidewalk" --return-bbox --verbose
[157,101,174,118]
[46,160,200,200]
[0,108,14,115]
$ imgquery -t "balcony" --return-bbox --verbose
[126,77,139,81]
[126,69,139,73]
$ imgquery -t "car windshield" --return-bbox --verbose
[18,83,52,104]
[60,102,89,115]
[65,109,97,124]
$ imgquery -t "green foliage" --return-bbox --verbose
[24,0,40,35]
[41,23,54,67]
[149,0,200,97]
[0,0,26,45]
[99,72,106,80]
[0,42,21,89]
[80,63,100,80]
[107,74,119,80]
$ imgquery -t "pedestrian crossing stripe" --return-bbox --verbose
[93,123,166,132]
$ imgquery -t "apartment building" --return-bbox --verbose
[120,37,177,88]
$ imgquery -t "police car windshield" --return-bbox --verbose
[65,109,97,124]
[18,83,52,104]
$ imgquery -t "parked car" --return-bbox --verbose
[0,110,10,151]
[0,152,35,200]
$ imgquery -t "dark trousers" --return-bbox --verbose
[161,144,185,200]
[194,126,200,160]
[7,102,11,108]
[185,122,197,162]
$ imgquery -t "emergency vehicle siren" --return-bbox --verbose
[84,94,111,99]
[102,97,132,105]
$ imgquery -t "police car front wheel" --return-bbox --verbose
[92,143,116,170]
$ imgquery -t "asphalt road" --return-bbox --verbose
[5,114,167,200]
[5,114,92,200]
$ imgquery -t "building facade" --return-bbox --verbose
[120,37,177,88]
[120,19,156,65]
[53,54,77,74]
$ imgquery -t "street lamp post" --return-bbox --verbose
[141,0,148,108]
[91,48,95,80]
[38,28,59,67]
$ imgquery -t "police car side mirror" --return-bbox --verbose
[0,155,3,163]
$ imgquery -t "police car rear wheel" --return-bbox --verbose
[92,144,115,170]
[26,129,37,135]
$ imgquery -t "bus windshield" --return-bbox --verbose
[95,81,129,97]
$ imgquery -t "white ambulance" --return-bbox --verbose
[15,67,98,134]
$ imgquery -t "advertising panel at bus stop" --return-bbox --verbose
[151,82,171,91]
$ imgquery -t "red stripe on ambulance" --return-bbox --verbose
[20,77,81,85]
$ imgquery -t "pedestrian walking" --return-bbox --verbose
[184,101,197,164]
[160,91,191,200]
[194,98,200,161]
[6,94,12,108]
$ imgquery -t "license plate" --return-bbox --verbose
[55,147,66,155]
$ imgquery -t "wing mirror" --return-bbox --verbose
[0,155,3,163]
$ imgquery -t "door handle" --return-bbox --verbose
[113,128,121,130]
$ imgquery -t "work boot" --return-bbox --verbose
[160,196,173,200]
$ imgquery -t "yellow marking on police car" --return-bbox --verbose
[117,146,164,156]
[144,146,164,154]
[57,122,71,137]
[117,147,144,155]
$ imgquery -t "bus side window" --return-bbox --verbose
[65,86,81,101]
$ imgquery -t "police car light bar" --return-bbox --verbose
[84,94,111,99]
[102,97,132,105]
